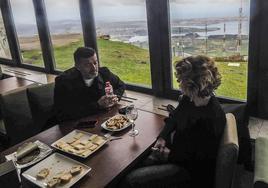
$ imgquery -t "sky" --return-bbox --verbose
[9,0,250,24]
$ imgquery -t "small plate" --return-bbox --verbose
[22,153,91,188]
[51,130,108,158]
[101,114,132,132]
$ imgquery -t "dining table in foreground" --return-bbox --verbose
[1,105,166,188]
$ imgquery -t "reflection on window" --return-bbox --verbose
[170,0,249,100]
[92,0,151,87]
[45,0,83,71]
[0,11,11,59]
[10,0,44,67]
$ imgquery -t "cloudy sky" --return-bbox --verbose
[9,0,250,24]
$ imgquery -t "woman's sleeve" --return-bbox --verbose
[158,97,186,141]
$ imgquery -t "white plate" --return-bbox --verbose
[22,153,91,188]
[101,114,132,132]
[51,129,108,158]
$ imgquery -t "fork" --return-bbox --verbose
[104,132,122,141]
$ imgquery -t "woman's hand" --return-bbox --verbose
[154,137,166,153]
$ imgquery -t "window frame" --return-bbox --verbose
[0,0,252,104]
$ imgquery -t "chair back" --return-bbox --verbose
[0,160,20,187]
[215,113,239,188]
[27,82,55,131]
[254,137,268,188]
[0,86,36,145]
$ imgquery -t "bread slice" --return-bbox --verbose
[92,137,105,146]
[60,172,72,183]
[36,168,49,179]
[81,149,93,157]
[88,134,98,141]
[74,133,84,140]
[74,144,85,150]
[70,165,83,175]
[46,178,60,188]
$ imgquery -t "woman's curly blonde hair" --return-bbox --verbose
[174,55,221,98]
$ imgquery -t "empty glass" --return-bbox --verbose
[126,105,139,137]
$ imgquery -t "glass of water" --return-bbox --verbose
[126,105,139,137]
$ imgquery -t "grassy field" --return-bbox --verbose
[22,38,247,100]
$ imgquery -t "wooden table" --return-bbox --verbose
[0,77,36,94]
[1,106,165,188]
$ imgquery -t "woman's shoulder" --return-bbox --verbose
[210,96,226,118]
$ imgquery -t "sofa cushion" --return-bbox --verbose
[27,83,55,131]
[0,87,35,145]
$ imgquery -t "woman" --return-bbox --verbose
[121,55,226,188]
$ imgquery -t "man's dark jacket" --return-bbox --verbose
[54,67,125,122]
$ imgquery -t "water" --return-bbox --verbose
[15,19,249,44]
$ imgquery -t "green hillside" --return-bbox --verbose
[22,38,247,100]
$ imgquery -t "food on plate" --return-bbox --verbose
[106,115,129,130]
[74,144,85,150]
[81,150,93,157]
[92,137,105,146]
[74,149,86,155]
[36,168,50,179]
[80,140,90,145]
[70,165,83,175]
[52,171,64,180]
[74,133,84,140]
[66,138,76,144]
[88,134,98,141]
[70,140,80,147]
[53,132,106,157]
[46,178,60,188]
[60,172,72,183]
[89,144,98,151]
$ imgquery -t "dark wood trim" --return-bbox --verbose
[146,0,166,97]
[0,0,22,66]
[254,0,268,118]
[32,0,55,73]
[126,84,153,95]
[159,0,173,94]
[247,0,261,117]
[18,63,46,73]
[0,58,13,65]
[79,0,98,53]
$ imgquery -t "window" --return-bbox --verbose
[0,11,11,59]
[45,0,83,71]
[10,0,44,67]
[170,0,249,100]
[92,0,151,87]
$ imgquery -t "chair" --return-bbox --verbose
[215,113,239,188]
[0,86,36,146]
[0,160,20,187]
[254,137,268,188]
[27,82,56,131]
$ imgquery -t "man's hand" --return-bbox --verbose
[153,137,166,153]
[97,95,118,109]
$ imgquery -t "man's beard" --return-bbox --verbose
[87,72,98,79]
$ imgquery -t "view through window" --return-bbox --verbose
[45,0,83,71]
[92,0,151,87]
[170,0,249,100]
[10,0,44,67]
[0,11,11,59]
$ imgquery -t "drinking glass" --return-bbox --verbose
[126,105,139,137]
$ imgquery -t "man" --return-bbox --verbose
[54,47,125,122]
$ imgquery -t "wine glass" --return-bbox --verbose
[126,105,139,137]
